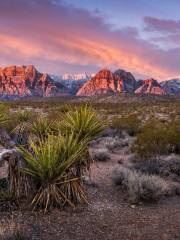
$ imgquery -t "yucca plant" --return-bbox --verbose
[58,104,106,174]
[19,134,88,212]
[30,116,54,140]
[59,104,106,142]
[11,109,35,145]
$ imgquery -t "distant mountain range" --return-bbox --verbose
[0,65,180,98]
[160,79,180,95]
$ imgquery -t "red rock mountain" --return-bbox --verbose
[135,78,166,95]
[76,69,125,96]
[76,69,167,96]
[114,69,136,93]
[0,65,66,97]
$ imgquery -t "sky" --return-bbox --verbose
[1,0,180,80]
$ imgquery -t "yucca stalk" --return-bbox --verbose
[19,134,88,212]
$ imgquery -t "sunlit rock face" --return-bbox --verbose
[76,69,125,96]
[0,65,66,97]
[135,78,166,95]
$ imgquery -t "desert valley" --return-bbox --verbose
[0,64,179,239]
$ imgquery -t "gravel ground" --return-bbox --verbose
[1,139,180,240]
[1,159,180,239]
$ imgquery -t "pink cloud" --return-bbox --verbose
[0,0,180,79]
[144,16,180,33]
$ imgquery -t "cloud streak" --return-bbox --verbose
[0,0,180,79]
[144,16,180,33]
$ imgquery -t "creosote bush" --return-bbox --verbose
[0,103,8,127]
[111,114,141,136]
[132,119,180,158]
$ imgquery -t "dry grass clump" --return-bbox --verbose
[92,148,110,162]
[104,136,129,153]
[112,167,167,203]
[0,219,27,240]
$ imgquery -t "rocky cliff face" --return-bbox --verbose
[135,78,166,95]
[0,65,66,98]
[114,69,136,93]
[76,69,167,96]
[76,69,124,96]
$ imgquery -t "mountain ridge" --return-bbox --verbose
[0,65,180,98]
[0,65,68,98]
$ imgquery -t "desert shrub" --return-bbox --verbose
[111,114,141,136]
[166,119,180,154]
[131,119,180,158]
[105,136,128,152]
[131,120,166,158]
[19,134,88,212]
[166,158,180,176]
[128,171,167,203]
[133,157,161,175]
[92,148,110,162]
[112,167,131,186]
[0,103,8,127]
[112,167,167,203]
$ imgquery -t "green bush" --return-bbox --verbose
[111,114,141,136]
[0,103,8,127]
[132,119,180,158]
